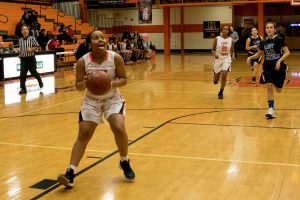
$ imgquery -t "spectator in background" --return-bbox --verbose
[131,38,141,62]
[75,32,91,60]
[112,37,120,54]
[22,12,31,26]
[45,31,52,42]
[48,35,64,52]
[37,29,48,51]
[106,38,114,51]
[229,26,239,43]
[276,26,286,42]
[0,42,4,54]
[137,39,145,60]
[4,42,17,53]
[132,30,142,40]
[122,28,131,41]
[29,22,39,39]
[66,25,77,44]
[229,26,239,57]
[30,10,38,25]
[58,24,68,44]
[51,24,60,37]
[15,19,26,38]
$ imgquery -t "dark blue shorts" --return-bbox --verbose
[260,61,287,88]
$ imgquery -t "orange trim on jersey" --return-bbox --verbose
[89,52,93,62]
[89,51,108,62]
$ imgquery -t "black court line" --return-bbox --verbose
[55,85,77,92]
[278,133,297,199]
[0,112,78,120]
[128,107,300,111]
[226,76,242,86]
[170,122,300,130]
[55,86,75,90]
[30,109,239,200]
[86,156,102,159]
[2,107,300,120]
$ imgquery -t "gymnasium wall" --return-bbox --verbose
[234,3,300,49]
[89,6,232,50]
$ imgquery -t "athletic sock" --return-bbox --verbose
[268,100,274,109]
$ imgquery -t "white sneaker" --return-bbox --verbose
[266,108,276,119]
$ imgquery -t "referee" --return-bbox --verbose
[18,25,44,94]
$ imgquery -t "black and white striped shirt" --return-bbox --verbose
[19,36,40,57]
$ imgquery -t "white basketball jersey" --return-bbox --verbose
[106,43,113,51]
[82,50,120,100]
[216,36,232,59]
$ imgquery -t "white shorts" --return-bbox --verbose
[80,95,126,124]
[213,57,232,73]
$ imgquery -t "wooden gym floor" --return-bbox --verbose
[0,52,300,200]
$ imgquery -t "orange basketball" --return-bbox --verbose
[86,70,111,95]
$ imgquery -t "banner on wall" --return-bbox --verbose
[203,21,220,38]
[138,0,152,24]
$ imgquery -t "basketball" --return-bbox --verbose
[86,70,111,95]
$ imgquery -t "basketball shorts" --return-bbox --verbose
[79,95,126,124]
[248,53,262,66]
[260,61,287,88]
[213,57,232,73]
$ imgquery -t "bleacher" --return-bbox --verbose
[0,2,112,65]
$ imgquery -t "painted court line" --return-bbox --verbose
[1,141,299,168]
[0,97,83,122]
[121,89,300,96]
[129,152,300,168]
[1,64,197,122]
[0,142,111,153]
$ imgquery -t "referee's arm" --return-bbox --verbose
[28,37,41,52]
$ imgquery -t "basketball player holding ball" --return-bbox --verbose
[57,31,135,187]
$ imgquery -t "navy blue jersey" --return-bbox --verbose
[248,36,262,55]
[260,35,286,62]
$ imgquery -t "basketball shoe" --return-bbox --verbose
[266,108,276,119]
[120,160,135,181]
[57,168,75,187]
[218,92,223,99]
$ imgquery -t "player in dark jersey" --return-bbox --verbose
[247,22,290,119]
[246,27,263,84]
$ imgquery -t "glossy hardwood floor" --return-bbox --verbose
[0,52,300,200]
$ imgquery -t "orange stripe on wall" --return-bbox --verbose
[104,23,230,34]
[171,24,203,32]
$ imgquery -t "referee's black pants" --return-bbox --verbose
[20,56,43,90]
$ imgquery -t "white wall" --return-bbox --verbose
[183,6,232,49]
[88,6,232,50]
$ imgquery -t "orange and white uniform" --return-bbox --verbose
[80,50,126,124]
[213,36,233,73]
